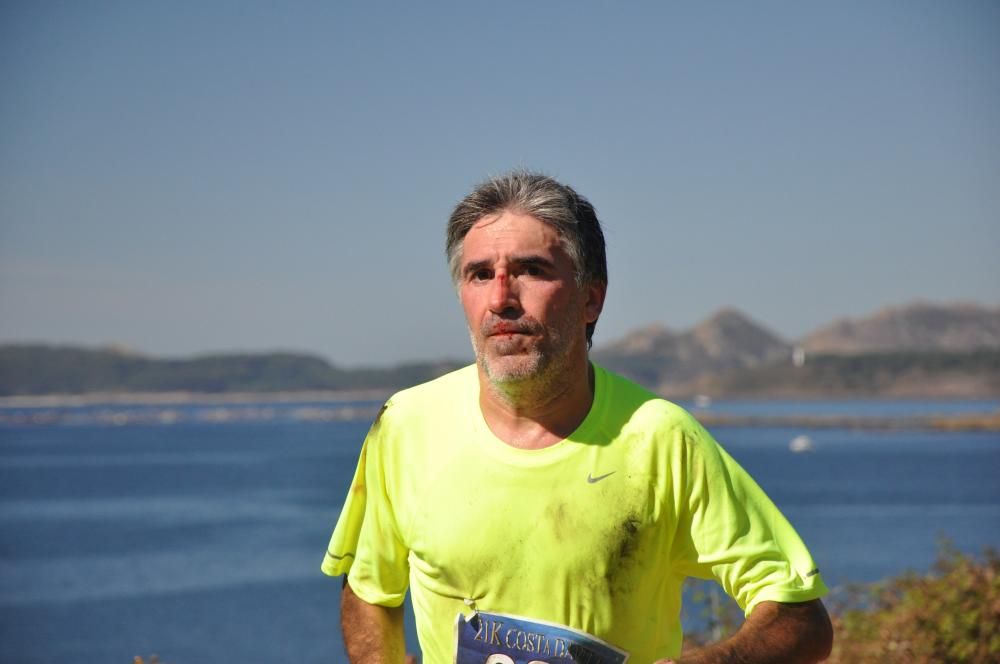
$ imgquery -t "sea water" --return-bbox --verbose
[1,402,998,663]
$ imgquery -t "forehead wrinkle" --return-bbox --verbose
[463,239,561,267]
[471,221,559,248]
[469,212,505,231]
[461,210,569,275]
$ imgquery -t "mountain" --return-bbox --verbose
[592,308,791,392]
[592,302,1000,397]
[3,302,998,398]
[800,302,1000,354]
[0,344,464,396]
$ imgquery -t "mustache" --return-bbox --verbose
[482,317,543,337]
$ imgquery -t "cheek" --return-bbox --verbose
[459,292,482,325]
[539,285,579,314]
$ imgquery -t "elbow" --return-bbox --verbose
[808,600,834,662]
[772,598,834,662]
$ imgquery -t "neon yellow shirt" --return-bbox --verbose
[322,364,827,662]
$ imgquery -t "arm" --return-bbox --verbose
[341,580,407,664]
[661,599,833,664]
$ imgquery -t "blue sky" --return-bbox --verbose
[1,1,998,366]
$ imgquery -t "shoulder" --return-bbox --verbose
[593,362,703,436]
[591,363,728,478]
[378,363,478,426]
[360,365,477,467]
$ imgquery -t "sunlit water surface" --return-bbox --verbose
[1,400,998,663]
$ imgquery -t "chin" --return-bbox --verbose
[480,352,547,383]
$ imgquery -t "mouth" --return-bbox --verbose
[481,316,542,341]
[487,324,530,338]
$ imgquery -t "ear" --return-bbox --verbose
[583,280,607,325]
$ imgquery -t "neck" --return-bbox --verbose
[478,352,595,450]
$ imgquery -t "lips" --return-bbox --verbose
[483,319,539,338]
[489,325,525,337]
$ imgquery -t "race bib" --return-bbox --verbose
[454,610,629,664]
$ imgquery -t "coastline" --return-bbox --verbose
[0,389,393,408]
[0,391,997,431]
[695,412,1000,432]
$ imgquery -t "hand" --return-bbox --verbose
[660,599,832,664]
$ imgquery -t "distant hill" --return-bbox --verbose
[3,301,999,398]
[693,350,1000,398]
[592,309,791,393]
[801,302,1000,354]
[0,344,464,396]
[593,302,1000,397]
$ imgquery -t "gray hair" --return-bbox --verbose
[445,170,608,344]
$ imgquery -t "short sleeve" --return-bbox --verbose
[668,418,827,616]
[320,402,411,607]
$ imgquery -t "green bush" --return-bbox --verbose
[828,543,1000,663]
[682,543,1000,662]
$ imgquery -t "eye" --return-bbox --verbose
[471,268,492,282]
[522,264,545,277]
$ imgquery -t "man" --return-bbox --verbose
[322,171,833,663]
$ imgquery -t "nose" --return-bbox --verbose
[487,272,521,316]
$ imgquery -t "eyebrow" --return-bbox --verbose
[461,259,493,278]
[512,255,556,270]
[461,254,556,278]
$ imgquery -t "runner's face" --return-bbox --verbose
[458,211,600,383]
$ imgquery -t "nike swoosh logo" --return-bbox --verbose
[587,471,616,484]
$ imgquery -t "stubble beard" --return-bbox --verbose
[471,311,582,396]
[472,324,561,385]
